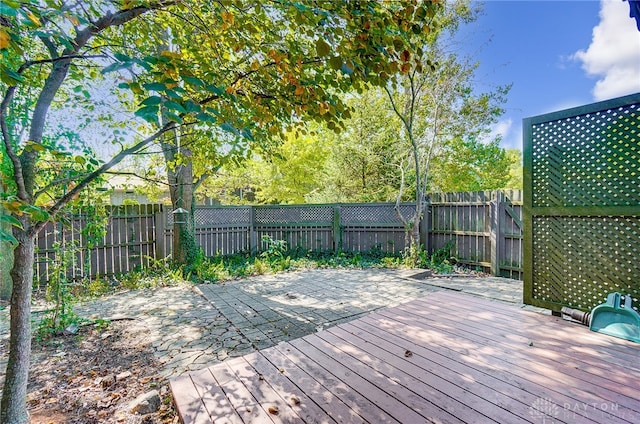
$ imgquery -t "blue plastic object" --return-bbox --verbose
[589,293,640,343]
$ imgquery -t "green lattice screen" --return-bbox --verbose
[523,93,640,312]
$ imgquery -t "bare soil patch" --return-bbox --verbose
[2,319,177,423]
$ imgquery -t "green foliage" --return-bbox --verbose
[256,132,331,204]
[81,277,112,298]
[429,240,456,274]
[431,138,512,192]
[311,89,403,203]
[260,235,287,259]
[504,149,523,190]
[116,260,189,291]
[401,241,456,274]
[35,240,83,340]
[0,213,20,246]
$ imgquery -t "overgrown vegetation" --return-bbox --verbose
[47,238,459,298]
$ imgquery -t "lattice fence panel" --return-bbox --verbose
[524,94,640,311]
[255,206,334,225]
[167,206,251,227]
[340,204,414,225]
[532,216,639,311]
[532,104,639,208]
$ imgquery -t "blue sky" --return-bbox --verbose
[457,0,640,150]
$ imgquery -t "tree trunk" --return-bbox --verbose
[410,214,421,248]
[162,134,197,268]
[169,161,196,266]
[1,227,34,424]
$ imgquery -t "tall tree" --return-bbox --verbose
[251,131,330,204]
[315,89,403,203]
[0,1,443,420]
[383,0,509,252]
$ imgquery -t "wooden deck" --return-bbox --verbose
[170,291,640,423]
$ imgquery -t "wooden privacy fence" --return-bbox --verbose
[27,191,523,284]
[34,204,161,284]
[159,190,523,279]
[523,93,640,313]
[427,190,523,280]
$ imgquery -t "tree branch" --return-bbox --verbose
[20,54,108,72]
[33,122,178,234]
[104,170,172,187]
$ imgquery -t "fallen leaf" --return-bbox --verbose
[404,350,413,358]
[268,405,279,415]
[278,368,285,373]
[291,396,301,405]
[258,374,265,381]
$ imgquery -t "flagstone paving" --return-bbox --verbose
[1,268,537,380]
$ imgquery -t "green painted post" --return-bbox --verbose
[522,116,534,307]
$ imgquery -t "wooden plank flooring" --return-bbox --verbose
[170,291,640,424]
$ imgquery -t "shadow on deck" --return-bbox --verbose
[170,291,640,423]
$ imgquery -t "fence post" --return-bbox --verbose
[249,206,258,253]
[420,199,431,253]
[333,205,341,252]
[154,206,166,260]
[490,190,504,276]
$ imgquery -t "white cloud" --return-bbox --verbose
[489,118,521,150]
[572,0,640,101]
[492,117,512,140]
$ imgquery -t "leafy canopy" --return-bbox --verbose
[1,0,443,226]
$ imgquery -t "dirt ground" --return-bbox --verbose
[1,319,178,424]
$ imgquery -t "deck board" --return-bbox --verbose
[190,368,244,424]
[277,341,398,423]
[322,324,528,423]
[384,300,640,410]
[261,345,360,423]
[172,291,640,424]
[373,308,639,421]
